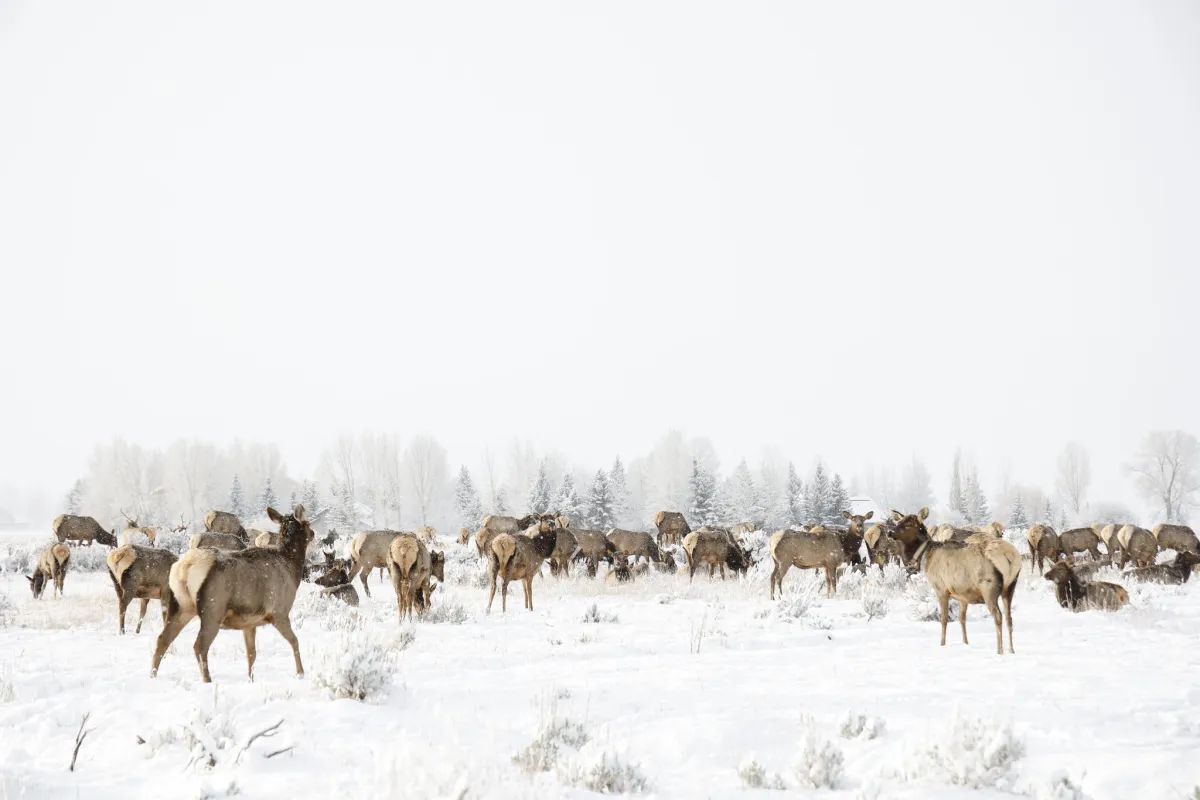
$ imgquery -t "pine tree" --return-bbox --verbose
[300,480,321,518]
[730,459,764,524]
[255,477,278,515]
[608,457,632,528]
[229,474,247,518]
[1008,492,1029,528]
[586,470,615,530]
[784,462,804,526]
[688,457,719,527]
[803,463,833,525]
[65,479,84,515]
[527,460,552,515]
[454,466,485,529]
[289,488,298,508]
[829,473,850,525]
[1041,497,1054,526]
[963,467,989,525]
[1056,505,1069,532]
[492,486,510,516]
[949,450,966,517]
[554,471,585,527]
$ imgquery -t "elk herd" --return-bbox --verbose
[18,500,1200,680]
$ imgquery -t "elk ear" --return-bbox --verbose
[865,511,874,520]
[842,511,852,520]
[917,507,930,521]
[26,575,34,584]
[293,504,307,522]
[266,507,283,523]
[890,510,904,522]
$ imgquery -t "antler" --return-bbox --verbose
[120,508,136,524]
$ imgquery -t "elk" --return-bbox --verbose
[190,532,246,551]
[1124,551,1200,584]
[541,526,579,577]
[204,510,248,540]
[458,527,471,545]
[570,528,619,577]
[314,562,360,605]
[654,511,691,549]
[768,529,843,598]
[1044,558,1129,611]
[346,530,403,597]
[683,530,750,584]
[28,543,70,598]
[1058,528,1103,560]
[413,526,437,544]
[486,527,558,613]
[51,514,117,547]
[834,509,874,566]
[731,521,757,538]
[474,514,552,557]
[607,529,665,566]
[1116,525,1157,569]
[389,534,444,620]
[1025,524,1061,574]
[863,521,901,570]
[106,542,177,634]
[152,505,312,682]
[1097,524,1123,561]
[889,507,1021,655]
[1151,523,1199,555]
[253,531,279,548]
[120,511,159,546]
[172,515,190,534]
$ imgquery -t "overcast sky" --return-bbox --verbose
[2,1,1198,518]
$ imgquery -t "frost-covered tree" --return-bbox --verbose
[453,466,485,530]
[1128,430,1200,523]
[729,459,763,523]
[1007,492,1028,528]
[65,479,84,515]
[492,486,510,516]
[1040,497,1054,526]
[586,470,615,530]
[255,477,278,516]
[949,450,966,518]
[229,474,247,519]
[608,457,633,528]
[829,473,850,524]
[803,462,833,525]
[963,467,989,525]
[688,457,719,527]
[895,457,934,514]
[1055,442,1091,517]
[402,435,449,528]
[783,462,804,526]
[554,471,586,527]
[527,460,553,515]
[300,480,322,519]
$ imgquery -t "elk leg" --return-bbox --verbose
[193,610,221,683]
[117,592,132,635]
[243,627,257,680]
[391,569,405,619]
[272,616,304,677]
[959,603,969,645]
[1003,581,1016,653]
[486,568,498,613]
[987,594,1004,655]
[135,598,150,634]
[937,592,950,646]
[719,564,726,580]
[501,578,510,613]
[524,577,533,610]
[151,607,195,677]
[360,568,372,599]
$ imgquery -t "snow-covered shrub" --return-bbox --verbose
[905,574,956,622]
[64,544,110,572]
[1034,771,1092,800]
[581,603,619,624]
[311,629,410,701]
[862,590,890,621]
[0,665,14,704]
[901,712,1024,790]
[512,715,591,774]
[155,530,191,554]
[292,591,365,632]
[792,725,844,789]
[0,592,14,627]
[838,710,885,741]
[737,757,786,790]
[0,543,35,575]
[422,602,468,625]
[562,751,650,794]
[774,580,822,622]
[877,563,910,592]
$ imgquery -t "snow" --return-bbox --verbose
[2,534,1200,799]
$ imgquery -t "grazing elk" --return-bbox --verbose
[107,542,177,634]
[768,529,844,598]
[1058,528,1103,561]
[487,527,558,613]
[654,511,691,549]
[683,530,750,584]
[313,562,360,606]
[1025,524,1061,574]
[204,510,248,540]
[1097,524,1123,561]
[607,529,665,567]
[731,521,757,539]
[1044,558,1129,612]
[347,530,404,597]
[52,514,117,547]
[474,513,552,557]
[28,543,70,599]
[1151,523,1199,555]
[121,511,158,546]
[1124,550,1200,584]
[389,534,434,620]
[190,532,247,551]
[540,526,579,577]
[1116,525,1157,569]
[152,505,313,683]
[889,507,1021,655]
[864,521,901,570]
[570,528,619,577]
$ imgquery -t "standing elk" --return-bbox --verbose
[1097,524,1124,561]
[107,541,177,634]
[121,511,158,546]
[347,530,403,598]
[28,543,70,598]
[540,525,579,577]
[1151,523,1199,555]
[864,521,901,570]
[486,526,559,613]
[152,505,313,683]
[389,533,435,621]
[684,530,750,584]
[474,513,553,557]
[1116,525,1157,569]
[204,510,248,541]
[570,528,619,577]
[1057,528,1103,561]
[607,529,665,567]
[52,514,117,547]
[1025,524,1061,574]
[190,532,246,551]
[768,529,844,598]
[654,511,691,549]
[889,507,1021,655]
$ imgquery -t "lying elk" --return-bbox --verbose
[107,541,177,633]
[152,505,312,683]
[654,510,691,549]
[51,514,117,547]
[1117,525,1157,569]
[684,530,750,584]
[28,543,70,598]
[1152,523,1199,555]
[204,509,248,540]
[768,529,843,598]
[487,526,558,613]
[313,560,360,606]
[1124,550,1200,585]
[389,534,445,620]
[890,507,1021,655]
[1044,558,1128,612]
[347,530,403,597]
[1025,524,1061,574]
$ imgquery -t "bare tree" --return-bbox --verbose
[895,456,934,513]
[165,439,219,527]
[357,432,403,528]
[1128,431,1200,522]
[402,435,449,527]
[1055,442,1091,517]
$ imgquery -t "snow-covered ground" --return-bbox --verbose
[2,531,1200,799]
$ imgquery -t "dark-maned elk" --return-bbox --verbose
[204,510,247,540]
[654,511,691,549]
[889,507,1021,655]
[107,542,177,634]
[1025,524,1061,574]
[1044,558,1128,612]
[52,514,117,547]
[768,529,844,598]
[487,528,558,613]
[189,532,246,551]
[1058,528,1103,561]
[28,543,70,598]
[683,530,750,583]
[1124,550,1200,585]
[347,530,403,597]
[835,510,874,566]
[152,505,313,683]
[570,528,619,577]
[540,526,579,577]
[1116,525,1157,569]
[607,529,664,566]
[1152,523,1200,555]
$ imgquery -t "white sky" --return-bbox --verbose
[2,1,1198,516]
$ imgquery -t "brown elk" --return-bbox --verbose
[313,562,360,606]
[1151,523,1199,555]
[458,527,471,545]
[347,530,403,597]
[190,532,246,551]
[683,530,750,584]
[1025,524,1061,573]
[607,529,665,567]
[1044,558,1128,611]
[204,510,248,540]
[863,521,901,570]
[389,534,443,620]
[654,511,691,549]
[539,526,579,577]
[121,510,158,546]
[107,542,177,634]
[486,527,558,613]
[570,528,620,577]
[474,513,553,557]
[768,529,844,598]
[152,505,313,683]
[28,543,70,598]
[51,514,117,547]
[889,507,1021,655]
[1124,550,1200,584]
[1058,528,1103,560]
[1116,525,1157,569]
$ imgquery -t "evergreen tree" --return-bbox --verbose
[554,471,585,527]
[963,467,989,525]
[1008,492,1029,528]
[949,450,966,517]
[688,457,719,527]
[729,459,764,523]
[1057,505,1069,532]
[289,488,298,508]
[229,474,247,518]
[300,480,321,518]
[586,470,615,530]
[527,460,552,515]
[492,486,510,516]
[608,457,632,528]
[65,479,84,515]
[784,462,804,526]
[829,473,851,525]
[1041,497,1054,526]
[454,466,485,529]
[255,477,278,515]
[803,463,833,525]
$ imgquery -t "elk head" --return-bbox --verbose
[842,509,874,534]
[888,507,931,566]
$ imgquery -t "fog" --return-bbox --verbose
[2,2,1199,524]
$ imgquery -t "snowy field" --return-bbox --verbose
[2,529,1200,799]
